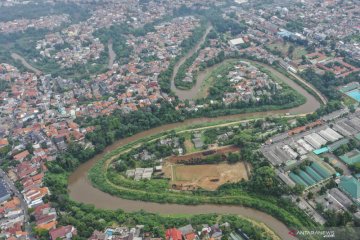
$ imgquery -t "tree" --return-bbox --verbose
[307,192,314,199]
[288,45,295,58]
[33,228,49,240]
[227,152,240,164]
[349,204,358,213]
[319,186,327,195]
[349,162,360,173]
[248,166,283,195]
[292,184,305,195]
[115,162,128,172]
[349,105,356,113]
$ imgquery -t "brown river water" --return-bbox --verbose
[69,28,320,240]
[9,23,318,239]
[69,70,318,239]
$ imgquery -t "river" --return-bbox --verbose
[170,25,212,100]
[69,63,319,239]
[68,26,322,239]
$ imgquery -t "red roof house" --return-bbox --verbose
[49,225,77,240]
[166,228,182,240]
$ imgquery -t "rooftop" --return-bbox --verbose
[339,176,360,200]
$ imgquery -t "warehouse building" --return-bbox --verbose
[318,128,342,142]
[329,188,353,209]
[328,138,350,152]
[304,133,326,149]
[297,139,314,152]
[338,176,360,205]
[288,162,332,188]
[340,149,360,165]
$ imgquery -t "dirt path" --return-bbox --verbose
[108,39,116,69]
[11,53,42,75]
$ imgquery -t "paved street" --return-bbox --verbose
[0,169,32,238]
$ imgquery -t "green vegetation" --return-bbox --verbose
[0,3,91,79]
[43,167,279,239]
[266,42,307,60]
[285,20,304,33]
[83,120,316,230]
[0,80,9,92]
[43,114,296,238]
[166,6,247,92]
[349,162,360,174]
[195,59,306,111]
[0,2,90,22]
[173,22,208,89]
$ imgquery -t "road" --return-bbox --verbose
[108,39,116,69]
[0,169,33,238]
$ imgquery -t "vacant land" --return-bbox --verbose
[163,162,250,191]
[167,145,240,163]
[184,139,196,153]
[267,41,307,60]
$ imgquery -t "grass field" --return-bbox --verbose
[267,41,307,60]
[163,162,250,191]
[196,59,235,99]
[183,132,198,153]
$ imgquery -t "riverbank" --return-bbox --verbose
[68,115,314,239]
[68,60,321,238]
[170,25,212,99]
[86,116,315,228]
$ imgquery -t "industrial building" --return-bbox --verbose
[288,162,333,188]
[340,149,360,165]
[338,176,360,205]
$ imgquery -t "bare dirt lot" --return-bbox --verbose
[167,145,240,163]
[163,162,250,191]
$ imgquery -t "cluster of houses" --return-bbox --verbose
[35,0,205,68]
[0,6,221,238]
[0,0,359,238]
[0,63,94,238]
[88,222,248,240]
[229,0,360,75]
[35,0,165,67]
[221,61,281,104]
[158,137,184,156]
[0,174,77,240]
[0,14,70,34]
[298,53,360,78]
[181,39,223,84]
[0,195,27,239]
